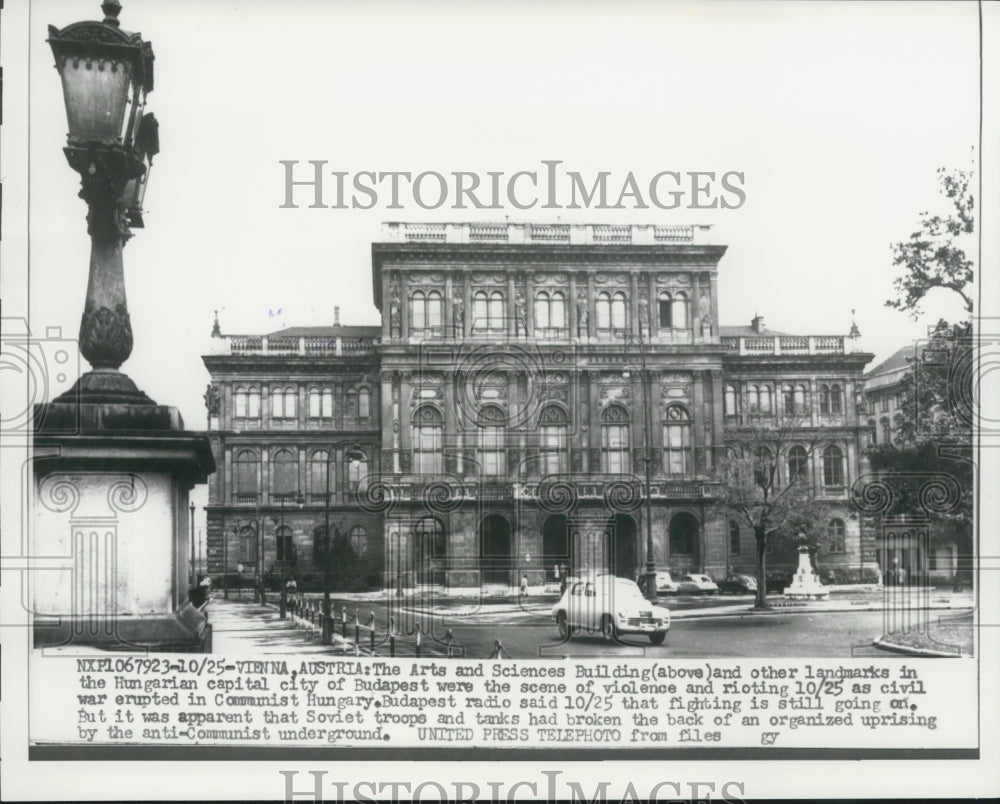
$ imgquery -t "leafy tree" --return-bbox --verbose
[717,418,826,609]
[313,524,358,600]
[886,165,974,318]
[866,321,974,580]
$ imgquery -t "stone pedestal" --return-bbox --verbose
[784,547,830,600]
[32,401,215,652]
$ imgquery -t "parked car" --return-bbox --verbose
[677,573,720,595]
[717,572,757,595]
[655,571,679,595]
[553,575,670,645]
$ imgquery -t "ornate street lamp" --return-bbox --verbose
[36,2,214,652]
[47,0,159,404]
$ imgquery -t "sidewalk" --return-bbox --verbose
[207,599,367,655]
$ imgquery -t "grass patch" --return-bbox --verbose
[883,613,974,656]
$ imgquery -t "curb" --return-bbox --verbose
[871,636,962,658]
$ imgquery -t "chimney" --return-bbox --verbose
[751,313,765,334]
[334,306,340,326]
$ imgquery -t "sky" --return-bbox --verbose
[19,0,982,526]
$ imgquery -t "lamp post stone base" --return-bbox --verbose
[33,400,215,653]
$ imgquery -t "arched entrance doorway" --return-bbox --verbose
[480,514,512,585]
[668,512,700,573]
[605,513,637,579]
[542,514,571,580]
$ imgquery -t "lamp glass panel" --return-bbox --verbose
[58,56,133,141]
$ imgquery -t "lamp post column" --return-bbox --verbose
[642,358,656,603]
[189,502,196,588]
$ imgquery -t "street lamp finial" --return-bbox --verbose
[101,0,122,27]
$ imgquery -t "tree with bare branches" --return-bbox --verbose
[717,417,826,609]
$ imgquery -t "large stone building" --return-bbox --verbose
[202,222,877,591]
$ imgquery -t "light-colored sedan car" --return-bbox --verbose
[553,575,671,645]
[677,573,720,595]
[655,571,679,595]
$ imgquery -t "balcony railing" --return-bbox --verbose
[721,335,845,355]
[211,334,378,357]
[380,222,716,246]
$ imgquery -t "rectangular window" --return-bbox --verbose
[479,426,505,476]
[540,425,567,474]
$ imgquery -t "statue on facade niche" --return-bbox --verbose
[638,296,649,332]
[576,292,589,331]
[203,384,221,415]
[515,290,527,335]
[452,293,464,334]
[389,288,401,333]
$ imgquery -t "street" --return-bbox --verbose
[302,592,972,660]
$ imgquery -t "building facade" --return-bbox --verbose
[203,222,878,591]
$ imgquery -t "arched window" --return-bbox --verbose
[534,291,566,336]
[358,387,371,421]
[473,291,488,331]
[827,518,846,553]
[822,445,844,488]
[819,384,831,414]
[880,417,891,445]
[782,384,794,414]
[415,517,445,558]
[411,290,426,332]
[411,290,443,335]
[276,526,295,562]
[488,291,504,332]
[239,524,257,562]
[672,292,688,330]
[795,384,807,413]
[787,445,809,484]
[728,519,741,557]
[308,387,334,419]
[662,405,692,476]
[235,387,248,418]
[234,449,259,498]
[758,385,772,414]
[611,291,628,330]
[534,291,551,329]
[346,449,369,494]
[596,292,612,332]
[550,291,566,330]
[349,525,368,557]
[309,450,330,502]
[477,405,506,476]
[747,385,759,412]
[669,512,697,555]
[601,405,630,474]
[412,405,443,474]
[658,292,673,329]
[724,385,739,416]
[235,386,260,419]
[472,291,505,333]
[830,384,843,414]
[271,386,296,419]
[539,405,569,474]
[272,449,298,498]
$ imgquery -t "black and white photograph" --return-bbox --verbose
[1,0,998,800]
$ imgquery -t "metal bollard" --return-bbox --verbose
[354,610,360,644]
[415,626,422,659]
[369,613,376,653]
[445,628,454,656]
[341,608,347,639]
[389,616,396,658]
